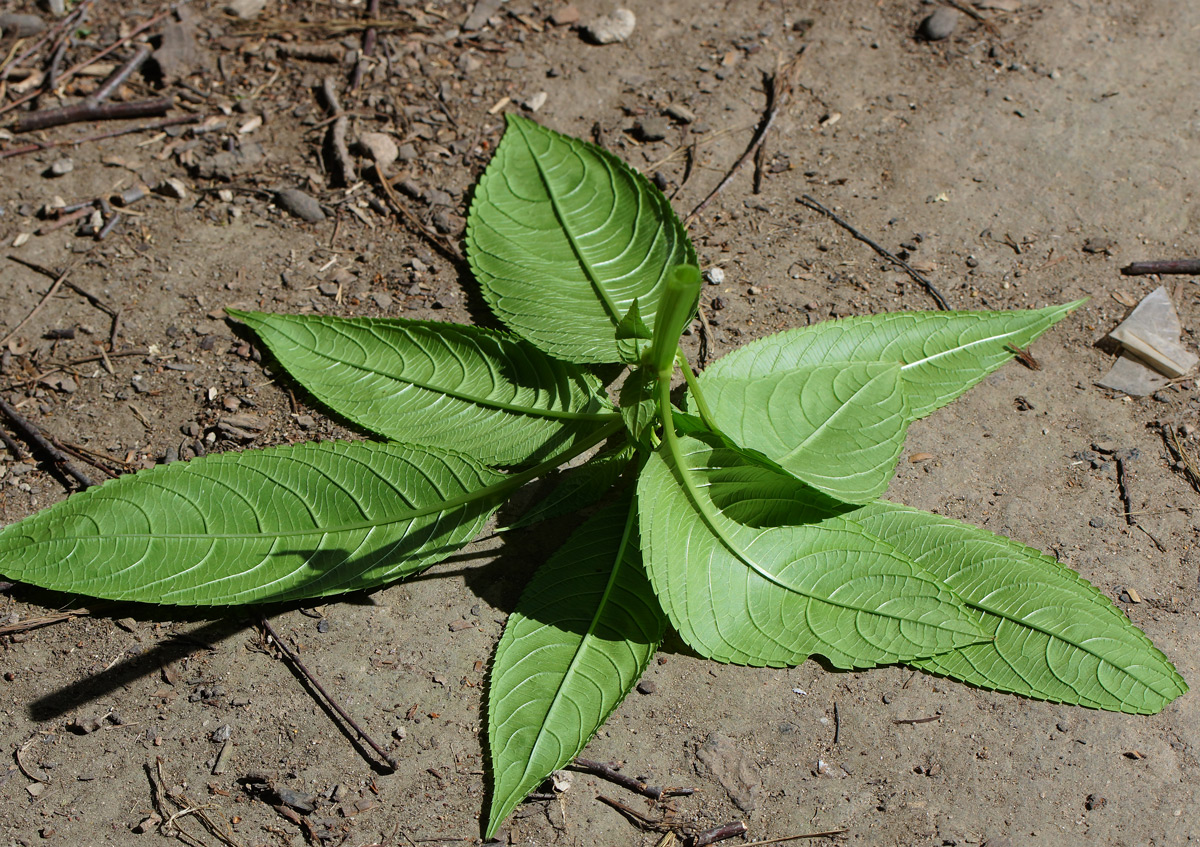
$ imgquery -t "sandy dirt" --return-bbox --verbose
[0,1,1197,845]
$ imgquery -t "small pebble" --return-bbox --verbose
[48,158,74,177]
[1088,517,1105,529]
[356,131,398,173]
[549,4,580,26]
[582,8,635,44]
[634,117,668,142]
[275,188,325,222]
[397,142,417,163]
[156,178,189,200]
[966,255,979,268]
[706,267,725,285]
[1085,793,1107,811]
[1082,236,1116,255]
[918,7,960,40]
[0,12,47,37]
[636,680,657,695]
[225,0,266,20]
[525,91,548,112]
[372,291,393,310]
[665,103,696,124]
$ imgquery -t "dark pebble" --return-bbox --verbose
[966,256,979,268]
[1085,793,1107,811]
[275,188,325,222]
[918,7,959,40]
[636,680,657,695]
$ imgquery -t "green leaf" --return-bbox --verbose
[0,441,506,605]
[487,493,665,837]
[619,370,659,449]
[854,503,1189,714]
[500,445,634,531]
[231,311,618,466]
[615,299,652,365]
[466,114,696,363]
[702,301,1083,418]
[638,428,986,668]
[698,362,911,503]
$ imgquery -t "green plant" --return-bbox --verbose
[0,115,1186,836]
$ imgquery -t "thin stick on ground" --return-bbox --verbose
[797,194,952,310]
[0,5,172,119]
[259,615,398,770]
[0,263,74,348]
[692,820,748,846]
[685,47,806,226]
[319,76,355,187]
[1121,259,1200,276]
[7,256,116,316]
[15,45,170,133]
[740,829,850,846]
[1162,423,1200,495]
[0,114,201,161]
[0,395,95,489]
[595,794,665,831]
[0,608,93,636]
[376,172,464,263]
[572,756,694,801]
[0,349,147,393]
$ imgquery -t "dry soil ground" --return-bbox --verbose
[0,1,1197,845]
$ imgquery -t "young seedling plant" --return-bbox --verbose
[0,115,1186,837]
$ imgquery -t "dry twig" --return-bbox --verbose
[1121,259,1200,276]
[260,615,398,770]
[319,76,355,186]
[0,263,74,348]
[797,194,951,310]
[0,394,95,489]
[685,48,806,226]
[572,757,694,801]
[15,45,171,133]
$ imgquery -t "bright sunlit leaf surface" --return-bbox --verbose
[232,311,618,466]
[487,495,664,836]
[0,441,504,605]
[638,429,986,668]
[466,114,695,363]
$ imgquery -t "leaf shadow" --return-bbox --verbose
[18,501,585,722]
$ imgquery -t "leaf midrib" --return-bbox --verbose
[508,495,641,791]
[513,118,623,327]
[660,400,977,642]
[18,422,625,548]
[267,319,619,424]
[879,512,1182,701]
[898,315,1056,373]
[776,364,903,462]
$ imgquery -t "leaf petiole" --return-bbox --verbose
[676,347,720,434]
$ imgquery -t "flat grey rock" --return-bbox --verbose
[275,189,325,223]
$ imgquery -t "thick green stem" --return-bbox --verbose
[648,265,701,379]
